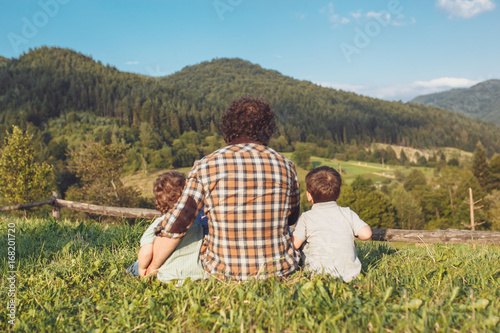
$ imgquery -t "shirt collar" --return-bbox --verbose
[312,201,338,209]
[228,137,263,145]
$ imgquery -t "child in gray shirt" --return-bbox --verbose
[292,166,372,282]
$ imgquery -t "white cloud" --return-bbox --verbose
[366,11,391,21]
[126,61,139,65]
[350,11,362,18]
[321,3,350,27]
[347,9,412,27]
[437,0,496,18]
[350,10,362,21]
[316,77,479,101]
[413,77,479,89]
[368,77,479,101]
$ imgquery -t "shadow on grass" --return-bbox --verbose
[0,217,146,265]
[357,241,397,274]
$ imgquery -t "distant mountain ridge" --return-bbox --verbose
[0,56,9,67]
[410,80,500,126]
[1,46,500,154]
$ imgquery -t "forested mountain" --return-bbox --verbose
[3,47,500,231]
[0,56,9,67]
[411,80,500,126]
[1,46,500,155]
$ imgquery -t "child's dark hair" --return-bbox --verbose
[153,171,186,214]
[305,166,342,203]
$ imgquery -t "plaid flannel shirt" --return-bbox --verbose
[157,143,301,280]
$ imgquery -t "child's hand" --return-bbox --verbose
[144,267,159,277]
[138,267,147,277]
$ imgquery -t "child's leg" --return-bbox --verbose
[138,243,154,276]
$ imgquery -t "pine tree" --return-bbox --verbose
[390,184,424,230]
[486,153,500,192]
[403,169,427,191]
[472,141,490,189]
[66,141,141,207]
[0,126,54,204]
[399,149,408,166]
[291,143,311,170]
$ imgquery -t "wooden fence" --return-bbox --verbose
[1,194,500,245]
[371,228,500,245]
[0,193,161,219]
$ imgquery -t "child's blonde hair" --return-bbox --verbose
[153,171,186,214]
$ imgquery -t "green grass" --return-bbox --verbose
[319,158,435,185]
[1,216,499,332]
[281,154,435,186]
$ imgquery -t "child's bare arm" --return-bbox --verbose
[292,236,304,250]
[137,244,153,276]
[356,225,372,241]
[145,236,182,276]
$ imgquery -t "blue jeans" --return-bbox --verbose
[127,260,140,277]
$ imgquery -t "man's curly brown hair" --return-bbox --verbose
[153,171,186,214]
[219,96,276,145]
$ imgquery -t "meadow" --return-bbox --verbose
[1,216,499,332]
[122,156,435,199]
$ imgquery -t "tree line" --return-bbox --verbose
[1,47,500,229]
[294,142,500,231]
[1,125,500,231]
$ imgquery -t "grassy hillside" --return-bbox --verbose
[282,154,436,185]
[411,80,500,126]
[123,146,452,199]
[1,216,499,332]
[370,143,473,164]
[123,166,194,199]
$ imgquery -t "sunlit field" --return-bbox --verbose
[1,216,499,332]
[123,154,437,199]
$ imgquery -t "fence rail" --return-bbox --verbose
[0,195,161,219]
[1,196,500,245]
[371,228,500,245]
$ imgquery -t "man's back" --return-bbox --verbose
[150,96,300,281]
[193,143,300,280]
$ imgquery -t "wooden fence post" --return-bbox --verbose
[461,188,485,231]
[52,191,61,220]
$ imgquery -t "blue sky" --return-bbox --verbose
[1,0,498,101]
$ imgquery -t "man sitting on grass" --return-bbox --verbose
[146,96,301,280]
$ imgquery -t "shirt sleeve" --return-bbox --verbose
[156,167,205,239]
[140,216,164,247]
[348,209,368,236]
[293,214,307,242]
[287,161,301,226]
